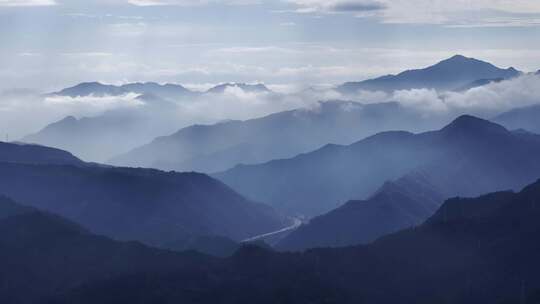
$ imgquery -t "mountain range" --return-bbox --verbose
[0,141,84,166]
[23,55,524,166]
[52,81,194,99]
[0,141,287,247]
[110,101,441,173]
[337,55,520,94]
[52,81,271,99]
[493,104,540,134]
[22,82,274,162]
[21,108,178,162]
[216,116,540,219]
[3,178,539,303]
[0,196,215,304]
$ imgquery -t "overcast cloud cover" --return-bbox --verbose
[1,0,540,91]
[0,0,540,140]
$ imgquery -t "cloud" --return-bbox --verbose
[378,0,540,26]
[127,0,259,6]
[2,74,540,156]
[0,0,56,6]
[279,22,296,26]
[377,74,540,116]
[285,0,540,27]
[108,22,149,36]
[44,93,145,113]
[286,0,385,14]
[331,1,385,12]
[0,91,145,139]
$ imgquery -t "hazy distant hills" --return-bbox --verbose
[111,101,441,173]
[24,55,524,165]
[0,142,287,247]
[22,112,164,162]
[46,178,540,304]
[52,81,271,99]
[493,103,540,134]
[217,116,540,217]
[21,115,146,161]
[23,82,275,162]
[337,55,520,94]
[206,83,272,94]
[53,81,196,99]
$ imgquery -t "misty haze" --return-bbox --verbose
[2,1,540,303]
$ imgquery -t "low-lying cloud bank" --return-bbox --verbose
[1,73,539,147]
[340,74,540,118]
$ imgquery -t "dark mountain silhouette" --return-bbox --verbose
[493,103,540,134]
[217,115,540,217]
[206,83,272,94]
[53,81,196,100]
[48,179,540,304]
[338,55,520,94]
[0,141,84,166]
[164,235,270,257]
[0,140,287,246]
[0,198,213,304]
[165,235,240,257]
[111,101,441,173]
[0,196,35,219]
[0,162,287,247]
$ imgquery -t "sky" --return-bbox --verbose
[1,0,540,92]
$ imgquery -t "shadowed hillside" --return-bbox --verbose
[217,115,540,217]
[44,178,540,304]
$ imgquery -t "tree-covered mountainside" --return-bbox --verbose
[217,115,540,217]
[42,178,540,304]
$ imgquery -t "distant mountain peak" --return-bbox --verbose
[207,83,271,94]
[66,81,105,88]
[442,115,508,136]
[433,55,496,69]
[337,55,521,93]
[440,54,473,63]
[433,55,519,75]
[61,115,78,122]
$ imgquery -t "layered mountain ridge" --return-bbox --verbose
[0,141,287,247]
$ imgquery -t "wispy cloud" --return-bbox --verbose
[0,0,56,6]
[378,1,540,27]
[286,0,385,14]
[127,0,260,6]
[368,74,540,116]
[285,0,540,27]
